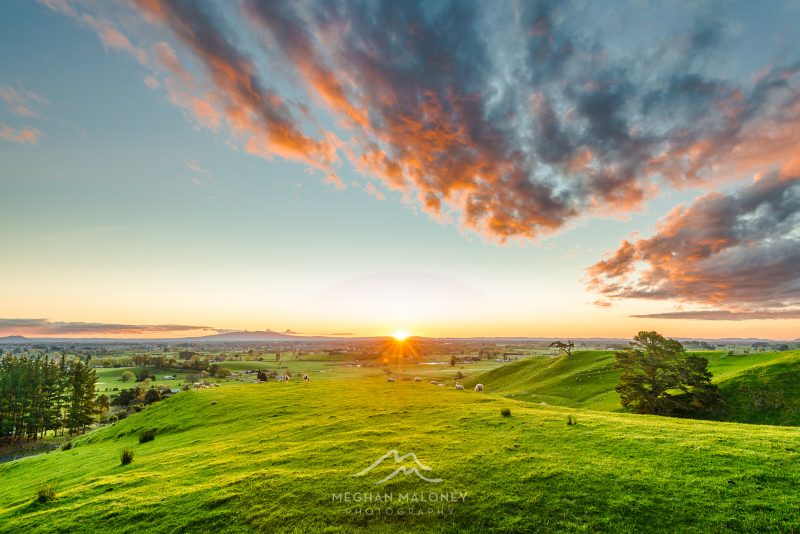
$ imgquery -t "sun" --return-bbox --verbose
[391,329,410,341]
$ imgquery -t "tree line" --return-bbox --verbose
[0,353,97,441]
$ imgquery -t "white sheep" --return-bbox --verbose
[429,380,439,385]
[455,384,464,390]
[387,376,396,382]
[303,374,310,382]
[414,377,421,382]
[474,384,484,392]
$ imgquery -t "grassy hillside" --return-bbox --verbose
[467,350,800,424]
[2,380,800,532]
[712,351,800,426]
[463,351,623,411]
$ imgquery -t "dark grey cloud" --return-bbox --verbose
[588,173,800,315]
[631,310,800,321]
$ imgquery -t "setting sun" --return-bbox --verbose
[392,329,410,341]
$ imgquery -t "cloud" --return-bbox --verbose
[40,0,148,64]
[0,86,48,118]
[134,0,336,169]
[324,173,346,191]
[0,318,222,336]
[587,173,800,316]
[241,0,800,241]
[364,182,385,201]
[47,0,800,242]
[630,310,800,321]
[185,159,207,174]
[0,124,40,145]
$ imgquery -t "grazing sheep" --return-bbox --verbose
[455,384,465,390]
[474,384,484,392]
[387,376,396,383]
[429,380,439,385]
[414,377,421,382]
[303,374,310,382]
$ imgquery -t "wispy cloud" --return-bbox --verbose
[0,86,48,118]
[39,0,148,64]
[0,124,40,145]
[0,318,222,337]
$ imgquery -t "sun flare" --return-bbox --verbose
[391,329,410,341]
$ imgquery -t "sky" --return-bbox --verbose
[0,0,799,340]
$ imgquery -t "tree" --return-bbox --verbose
[550,340,574,356]
[615,331,720,416]
[449,355,457,367]
[120,371,135,383]
[95,394,110,414]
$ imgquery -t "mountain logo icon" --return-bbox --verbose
[351,450,443,484]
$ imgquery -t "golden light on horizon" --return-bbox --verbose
[391,329,410,341]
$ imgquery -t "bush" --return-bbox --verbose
[61,441,72,451]
[139,429,156,444]
[455,371,465,380]
[501,408,511,417]
[144,388,161,405]
[36,483,57,503]
[120,448,134,465]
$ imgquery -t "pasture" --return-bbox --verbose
[2,378,800,532]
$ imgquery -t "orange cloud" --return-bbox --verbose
[0,124,40,145]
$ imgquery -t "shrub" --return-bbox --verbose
[36,483,57,503]
[567,415,577,426]
[139,429,156,444]
[455,371,465,380]
[501,408,511,417]
[61,441,72,451]
[120,448,134,465]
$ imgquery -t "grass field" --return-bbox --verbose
[466,350,800,424]
[2,378,800,533]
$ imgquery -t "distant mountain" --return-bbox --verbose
[184,330,312,342]
[0,335,28,343]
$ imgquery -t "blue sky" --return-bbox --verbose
[1,0,799,339]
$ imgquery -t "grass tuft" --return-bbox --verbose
[501,407,511,417]
[138,429,156,444]
[36,483,56,503]
[120,448,134,466]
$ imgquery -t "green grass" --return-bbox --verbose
[466,350,800,424]
[711,351,800,426]
[2,380,800,532]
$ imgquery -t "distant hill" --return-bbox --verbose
[181,330,344,342]
[0,335,28,343]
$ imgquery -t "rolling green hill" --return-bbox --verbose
[466,350,800,424]
[2,380,800,532]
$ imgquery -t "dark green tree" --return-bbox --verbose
[615,331,720,416]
